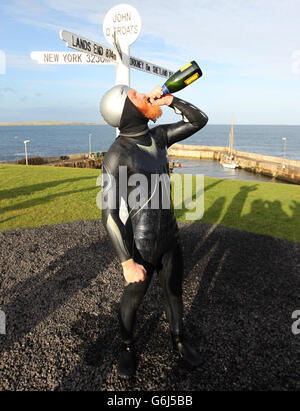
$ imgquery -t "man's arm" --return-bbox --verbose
[165,96,208,147]
[101,154,146,283]
[101,160,132,263]
[147,86,208,147]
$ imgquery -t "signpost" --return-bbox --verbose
[59,30,173,78]
[31,4,173,79]
[30,3,174,135]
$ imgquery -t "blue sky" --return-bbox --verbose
[0,0,299,124]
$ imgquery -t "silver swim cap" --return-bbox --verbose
[100,84,131,127]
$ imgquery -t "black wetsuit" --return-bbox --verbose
[101,96,208,343]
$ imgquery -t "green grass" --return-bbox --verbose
[0,164,299,242]
[0,164,101,230]
[173,176,300,243]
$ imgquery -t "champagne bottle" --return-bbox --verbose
[148,61,202,102]
[161,61,202,95]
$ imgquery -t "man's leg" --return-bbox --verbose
[118,250,155,378]
[157,240,184,336]
[157,240,202,366]
[119,266,154,343]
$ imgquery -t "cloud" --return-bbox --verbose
[0,87,14,96]
[3,0,297,78]
[6,53,57,71]
[12,0,48,14]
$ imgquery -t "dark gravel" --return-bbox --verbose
[0,220,299,391]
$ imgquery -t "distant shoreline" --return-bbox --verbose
[0,121,106,126]
[1,122,299,127]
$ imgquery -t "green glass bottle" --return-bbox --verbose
[161,61,202,95]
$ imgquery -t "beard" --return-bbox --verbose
[136,97,163,121]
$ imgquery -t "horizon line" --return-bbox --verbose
[1,121,300,127]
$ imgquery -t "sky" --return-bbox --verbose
[0,0,300,124]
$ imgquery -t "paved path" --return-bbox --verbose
[0,220,299,391]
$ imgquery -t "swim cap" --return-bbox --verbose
[100,84,130,127]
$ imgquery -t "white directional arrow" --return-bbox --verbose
[129,56,174,79]
[30,51,115,65]
[60,30,117,62]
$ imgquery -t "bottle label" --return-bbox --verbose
[180,62,192,72]
[161,84,170,95]
[184,72,200,85]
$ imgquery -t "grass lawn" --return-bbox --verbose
[0,164,102,231]
[0,164,299,242]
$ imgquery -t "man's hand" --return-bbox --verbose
[121,258,147,283]
[146,85,173,106]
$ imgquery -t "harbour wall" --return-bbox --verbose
[4,145,300,184]
[168,144,300,184]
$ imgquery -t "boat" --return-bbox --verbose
[220,115,238,169]
[221,156,238,169]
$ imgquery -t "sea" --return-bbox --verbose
[0,124,299,183]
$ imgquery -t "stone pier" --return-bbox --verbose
[167,144,300,184]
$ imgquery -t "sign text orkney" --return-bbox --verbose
[130,56,174,79]
[60,30,117,61]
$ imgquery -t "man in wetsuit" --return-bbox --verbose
[100,84,208,378]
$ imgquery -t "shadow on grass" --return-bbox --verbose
[176,181,300,243]
[0,216,19,225]
[220,186,300,242]
[0,175,98,201]
[0,186,98,214]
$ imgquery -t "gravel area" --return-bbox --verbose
[0,220,299,391]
